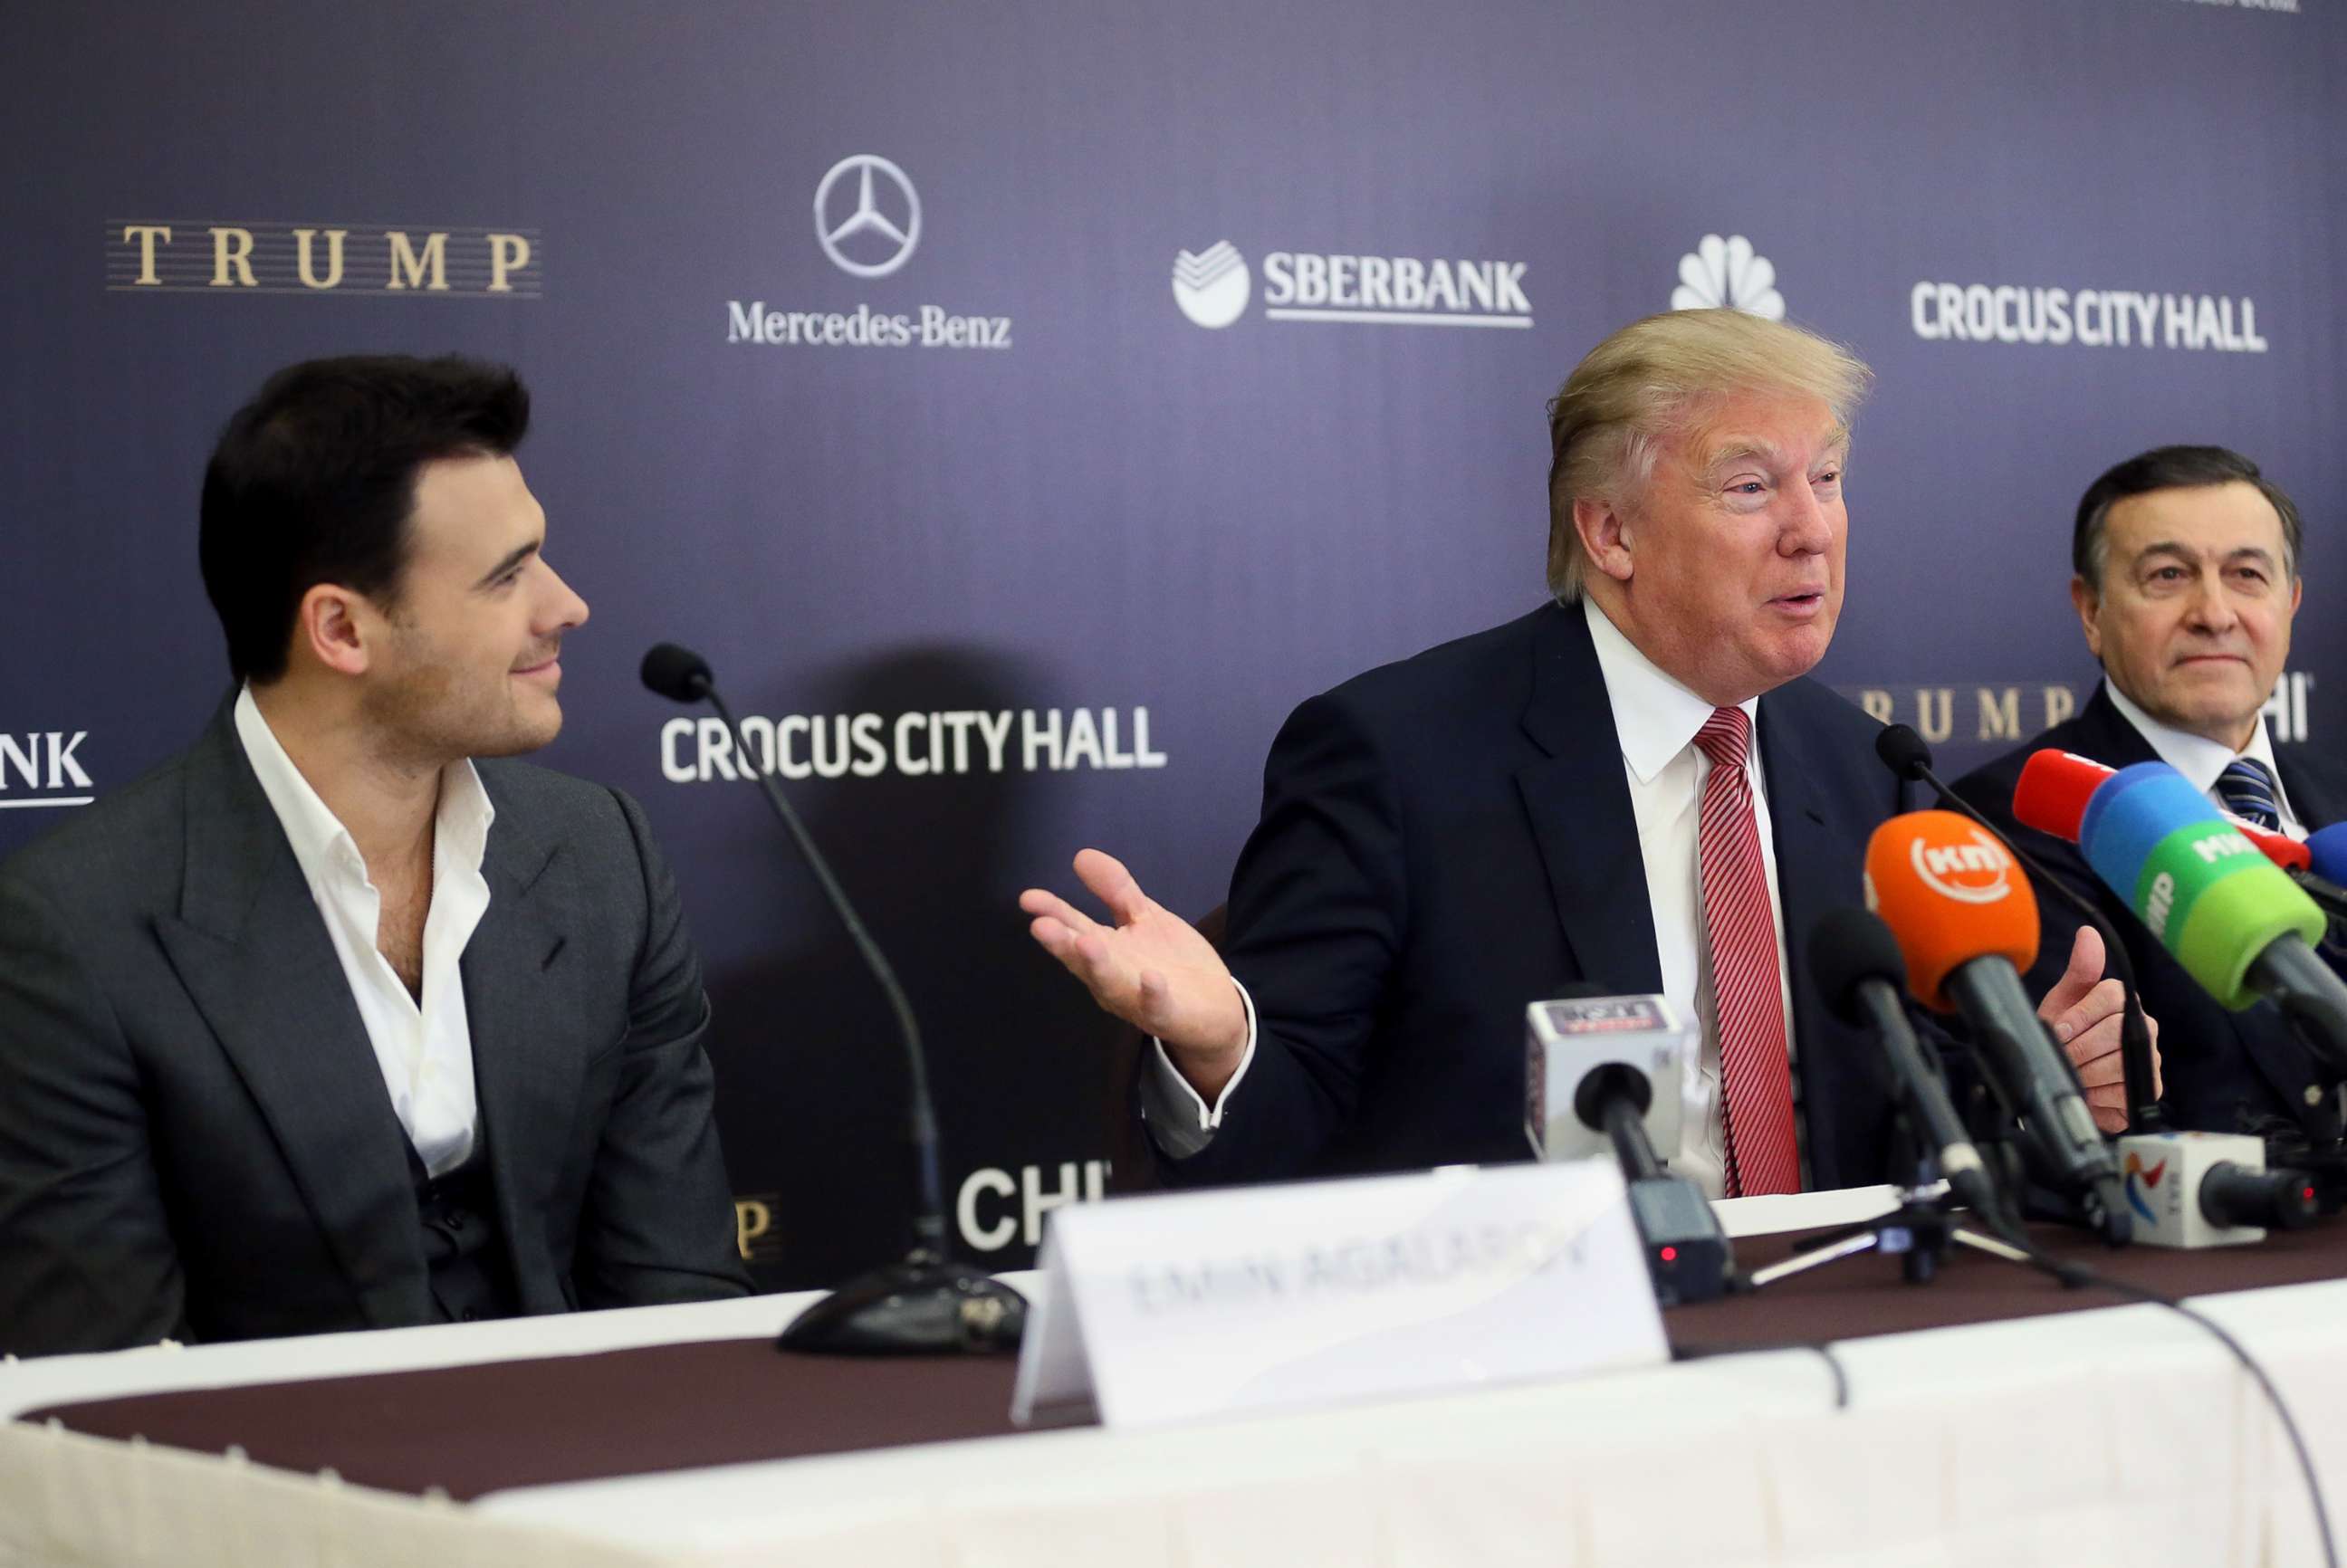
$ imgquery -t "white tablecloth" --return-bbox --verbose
[8,1186,2338,1568]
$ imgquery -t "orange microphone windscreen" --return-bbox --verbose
[2012,750,2113,844]
[1863,809,2041,1011]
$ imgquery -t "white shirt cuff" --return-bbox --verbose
[1139,978,1259,1160]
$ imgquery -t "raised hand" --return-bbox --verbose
[1020,849,1249,1096]
[2036,923,2161,1133]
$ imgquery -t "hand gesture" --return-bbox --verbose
[1020,850,1249,1095]
[2037,923,2161,1133]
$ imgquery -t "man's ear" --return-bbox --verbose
[1573,495,1635,584]
[292,583,378,678]
[2069,574,2103,664]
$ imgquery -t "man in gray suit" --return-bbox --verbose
[0,355,751,1357]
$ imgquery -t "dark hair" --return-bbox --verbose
[2072,445,2302,592]
[198,354,530,684]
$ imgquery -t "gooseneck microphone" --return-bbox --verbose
[1879,726,2165,1134]
[1865,810,2130,1244]
[1807,909,2014,1234]
[641,643,1025,1353]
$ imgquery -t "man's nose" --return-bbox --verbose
[1777,483,1834,555]
[541,561,590,633]
[2182,572,2237,634]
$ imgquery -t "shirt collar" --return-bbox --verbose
[2102,679,2282,796]
[233,684,495,887]
[1581,597,1759,783]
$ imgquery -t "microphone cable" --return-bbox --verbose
[1989,1218,2336,1568]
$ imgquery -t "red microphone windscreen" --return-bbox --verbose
[2231,817,2313,872]
[2012,750,2112,845]
[1864,810,2041,1011]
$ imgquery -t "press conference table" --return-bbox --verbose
[8,1186,2347,1568]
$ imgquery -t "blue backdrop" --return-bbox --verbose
[4,0,2340,1286]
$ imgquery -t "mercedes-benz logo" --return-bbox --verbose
[814,155,921,279]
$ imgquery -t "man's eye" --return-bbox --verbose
[1731,481,1766,495]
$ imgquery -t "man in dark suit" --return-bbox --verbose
[1023,310,2132,1193]
[0,356,749,1358]
[1959,445,2344,1143]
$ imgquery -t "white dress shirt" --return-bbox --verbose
[232,687,494,1176]
[2103,682,2306,840]
[1144,597,1797,1197]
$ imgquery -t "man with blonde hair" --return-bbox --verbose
[1024,311,2134,1191]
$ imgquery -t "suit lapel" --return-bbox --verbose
[2275,751,2347,832]
[154,706,429,1326]
[1751,687,1858,1184]
[1754,692,1841,986]
[1514,606,1664,997]
[2071,685,2161,770]
[462,788,576,1313]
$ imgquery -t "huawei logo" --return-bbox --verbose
[814,156,921,279]
[1671,234,1784,320]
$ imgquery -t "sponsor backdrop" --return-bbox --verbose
[3,0,2341,1286]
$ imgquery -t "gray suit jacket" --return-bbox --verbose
[0,703,751,1356]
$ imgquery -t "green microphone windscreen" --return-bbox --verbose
[2079,761,2325,1009]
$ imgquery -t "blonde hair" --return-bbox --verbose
[1545,311,1872,600]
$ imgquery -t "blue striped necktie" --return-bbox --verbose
[2216,758,2283,832]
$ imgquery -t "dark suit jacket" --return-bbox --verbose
[0,704,752,1357]
[1955,684,2347,1142]
[1163,602,1920,1190]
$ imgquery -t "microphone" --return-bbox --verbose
[1806,909,2014,1232]
[1864,810,2130,1243]
[1525,994,1731,1305]
[639,643,1026,1354]
[2018,749,2322,875]
[1882,729,2163,1133]
[2067,762,2347,1076]
[2113,1130,2317,1248]
[2309,825,2347,885]
[2300,825,2347,934]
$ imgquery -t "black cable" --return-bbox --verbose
[1998,1231,2337,1568]
[1672,1340,1850,1410]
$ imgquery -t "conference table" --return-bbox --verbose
[7,1184,2346,1568]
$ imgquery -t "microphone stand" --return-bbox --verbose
[658,658,1025,1353]
[1743,1176,2035,1290]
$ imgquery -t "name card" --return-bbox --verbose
[1011,1159,1667,1429]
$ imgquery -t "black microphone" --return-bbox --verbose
[1806,908,2014,1234]
[1528,989,1732,1304]
[1876,723,2165,1134]
[640,642,1024,1354]
[1865,812,2130,1245]
[1573,1061,1733,1305]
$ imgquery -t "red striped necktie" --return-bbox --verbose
[1693,706,1800,1197]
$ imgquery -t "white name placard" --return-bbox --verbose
[1011,1159,1667,1429]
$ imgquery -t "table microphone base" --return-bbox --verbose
[776,1250,1028,1355]
[1744,1189,2032,1291]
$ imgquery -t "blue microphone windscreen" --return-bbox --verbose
[2309,822,2347,885]
[2079,762,2222,905]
